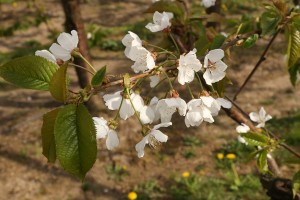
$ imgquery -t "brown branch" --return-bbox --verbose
[232,29,281,100]
[221,31,259,50]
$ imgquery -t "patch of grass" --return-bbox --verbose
[133,179,165,200]
[168,172,266,200]
[182,135,201,147]
[105,164,129,181]
[267,110,300,146]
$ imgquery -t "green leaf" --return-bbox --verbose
[41,108,61,163]
[146,0,185,21]
[240,132,269,146]
[289,58,300,86]
[91,66,106,86]
[210,34,226,49]
[257,150,268,173]
[260,6,281,35]
[293,170,300,198]
[54,104,97,180]
[243,34,259,48]
[0,56,58,90]
[287,26,300,68]
[49,64,68,102]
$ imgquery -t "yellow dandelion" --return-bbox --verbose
[226,153,236,160]
[12,2,18,7]
[217,153,224,160]
[122,165,127,170]
[182,171,190,178]
[127,191,137,200]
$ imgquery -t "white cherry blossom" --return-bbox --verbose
[236,123,250,144]
[135,122,172,158]
[49,30,78,61]
[93,117,119,150]
[203,49,228,85]
[146,11,174,32]
[122,31,142,60]
[185,97,216,127]
[156,97,187,123]
[201,0,216,8]
[177,48,202,85]
[249,107,272,128]
[35,50,56,63]
[140,97,159,124]
[130,46,155,73]
[103,90,144,120]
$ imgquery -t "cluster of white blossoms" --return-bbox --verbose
[35,30,79,63]
[92,11,233,158]
[201,0,217,8]
[236,107,272,144]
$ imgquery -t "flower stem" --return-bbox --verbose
[78,53,97,73]
[187,83,194,99]
[169,33,180,54]
[68,63,95,75]
[113,92,125,121]
[195,72,204,91]
[126,89,144,127]
[162,70,174,90]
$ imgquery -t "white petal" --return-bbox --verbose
[176,98,187,116]
[119,100,135,120]
[215,60,228,72]
[103,91,122,110]
[57,30,78,51]
[135,136,149,158]
[35,50,56,63]
[207,49,224,63]
[185,111,203,127]
[249,112,259,122]
[203,70,213,85]
[236,123,250,133]
[49,43,71,61]
[151,130,168,142]
[237,135,247,144]
[153,122,172,130]
[140,106,155,124]
[259,107,267,119]
[145,23,162,32]
[106,130,119,150]
[131,93,144,112]
[216,98,232,109]
[210,68,226,83]
[93,117,109,139]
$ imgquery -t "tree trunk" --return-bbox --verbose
[60,0,100,113]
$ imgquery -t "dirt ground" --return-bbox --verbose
[0,1,300,200]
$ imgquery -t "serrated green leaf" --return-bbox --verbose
[257,150,268,173]
[260,7,281,35]
[287,26,300,68]
[243,34,259,48]
[49,64,68,102]
[146,0,185,21]
[211,34,226,49]
[41,108,61,163]
[54,104,97,180]
[0,56,58,90]
[293,170,300,198]
[91,66,106,86]
[240,132,269,146]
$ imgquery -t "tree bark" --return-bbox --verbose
[60,0,100,113]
